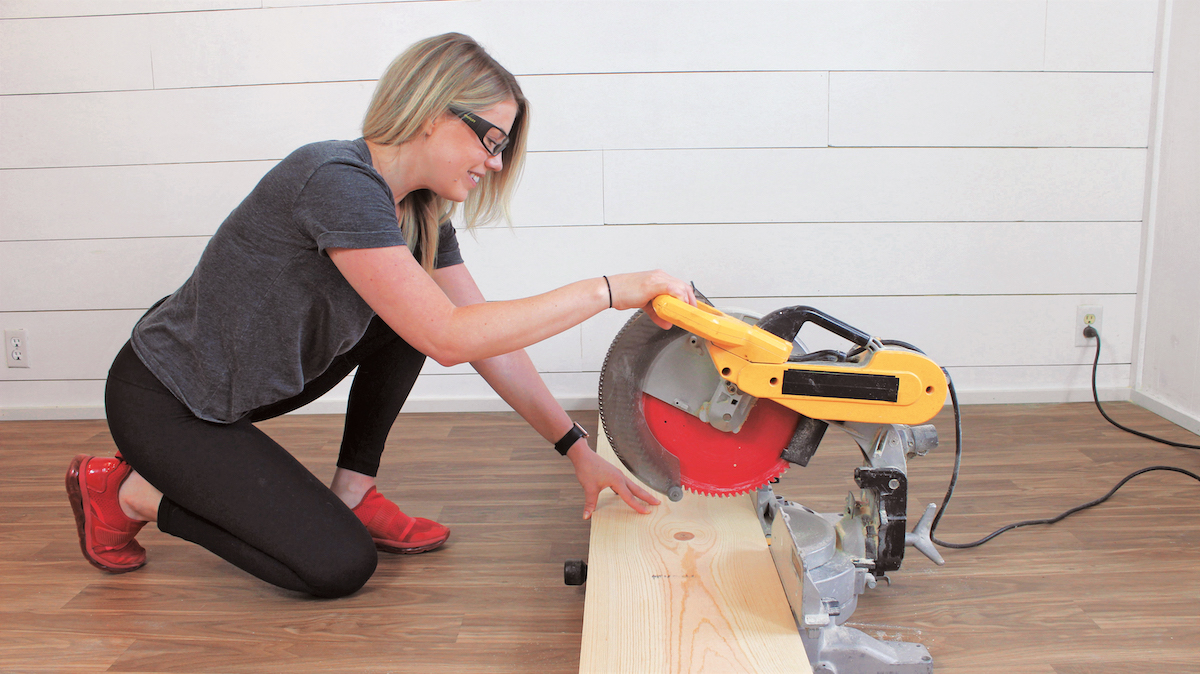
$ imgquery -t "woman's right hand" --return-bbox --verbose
[605,270,697,329]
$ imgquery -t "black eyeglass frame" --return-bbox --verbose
[448,106,510,157]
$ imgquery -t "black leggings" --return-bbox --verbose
[105,317,426,597]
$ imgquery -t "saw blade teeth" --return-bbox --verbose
[676,462,790,499]
[682,484,756,498]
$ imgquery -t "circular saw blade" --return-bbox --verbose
[642,393,799,496]
[600,301,802,499]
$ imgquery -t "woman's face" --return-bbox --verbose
[422,98,518,202]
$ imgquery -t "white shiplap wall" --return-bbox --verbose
[0,0,1160,419]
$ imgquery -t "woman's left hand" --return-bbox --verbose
[567,443,661,520]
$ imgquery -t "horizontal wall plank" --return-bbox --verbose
[0,83,373,169]
[579,294,1137,373]
[138,1,1048,90]
[0,152,593,241]
[0,162,273,241]
[602,148,1147,224]
[0,363,1134,420]
[0,310,139,380]
[520,72,828,151]
[944,363,1132,404]
[0,0,254,19]
[145,3,432,90]
[829,72,1154,148]
[0,294,1135,384]
[2,222,1139,356]
[705,294,1136,369]
[293,370,604,416]
[506,151,604,227]
[0,14,153,94]
[457,222,1142,300]
[1045,0,1159,72]
[402,371,601,412]
[0,309,582,384]
[0,380,108,419]
[0,372,580,420]
[0,238,207,311]
[6,1,1156,92]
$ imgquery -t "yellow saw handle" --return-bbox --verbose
[651,294,947,425]
[651,295,792,364]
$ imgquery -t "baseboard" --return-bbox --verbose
[1130,389,1200,437]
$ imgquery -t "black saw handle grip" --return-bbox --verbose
[755,305,874,348]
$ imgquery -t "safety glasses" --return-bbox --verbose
[448,106,509,157]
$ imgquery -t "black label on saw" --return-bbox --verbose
[781,369,900,403]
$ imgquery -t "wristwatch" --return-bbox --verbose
[554,421,589,456]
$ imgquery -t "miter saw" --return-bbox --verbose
[597,294,949,674]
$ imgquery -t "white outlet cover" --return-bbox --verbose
[1076,305,1103,347]
[6,329,30,368]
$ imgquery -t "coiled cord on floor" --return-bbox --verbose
[924,327,1200,550]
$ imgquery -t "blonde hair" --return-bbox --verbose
[362,33,529,270]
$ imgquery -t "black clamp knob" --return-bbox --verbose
[564,559,588,585]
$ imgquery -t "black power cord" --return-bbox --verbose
[1084,325,1200,449]
[926,326,1200,550]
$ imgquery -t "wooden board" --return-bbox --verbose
[579,419,812,674]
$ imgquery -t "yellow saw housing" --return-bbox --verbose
[652,295,946,425]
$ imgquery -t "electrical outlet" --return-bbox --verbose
[1076,305,1102,347]
[5,329,30,368]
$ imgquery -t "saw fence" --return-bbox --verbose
[578,421,812,674]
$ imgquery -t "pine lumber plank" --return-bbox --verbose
[579,420,812,674]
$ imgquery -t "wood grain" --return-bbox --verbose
[0,403,1198,673]
[579,431,811,674]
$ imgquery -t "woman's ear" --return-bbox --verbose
[422,112,446,138]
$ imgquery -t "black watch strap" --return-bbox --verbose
[554,422,589,456]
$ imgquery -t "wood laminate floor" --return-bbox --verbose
[1,402,1199,673]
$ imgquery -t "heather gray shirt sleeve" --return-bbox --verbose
[294,161,406,254]
[294,160,463,266]
[433,221,464,269]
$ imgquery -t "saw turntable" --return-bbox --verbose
[591,294,949,674]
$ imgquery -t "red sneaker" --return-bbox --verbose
[352,487,449,554]
[65,455,147,573]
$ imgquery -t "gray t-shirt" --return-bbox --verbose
[132,139,463,423]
